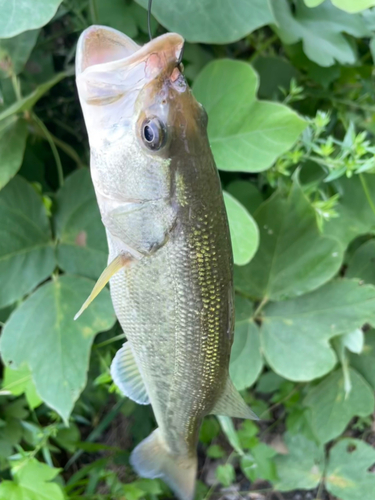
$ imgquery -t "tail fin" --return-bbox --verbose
[130,429,197,500]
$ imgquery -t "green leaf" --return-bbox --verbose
[347,240,375,285]
[226,180,263,214]
[3,365,42,409]
[95,0,138,38]
[349,329,375,390]
[54,169,108,280]
[216,464,235,487]
[305,0,375,12]
[326,439,375,500]
[272,0,369,67]
[217,416,244,456]
[261,280,375,381]
[193,60,306,173]
[241,443,277,483]
[0,117,28,189]
[0,459,64,500]
[230,297,263,390]
[0,176,55,308]
[304,368,375,443]
[0,275,116,422]
[135,0,275,44]
[234,180,343,301]
[274,433,325,491]
[342,329,364,354]
[0,30,39,79]
[223,192,259,266]
[0,71,70,122]
[0,0,63,38]
[324,176,375,247]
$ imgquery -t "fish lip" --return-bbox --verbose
[76,26,184,79]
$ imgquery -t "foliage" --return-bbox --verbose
[1,0,375,499]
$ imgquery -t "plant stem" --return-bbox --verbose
[253,296,269,320]
[359,173,375,218]
[95,333,126,349]
[249,34,278,62]
[89,0,98,24]
[11,73,22,101]
[32,113,64,187]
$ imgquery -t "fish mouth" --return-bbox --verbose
[76,25,184,78]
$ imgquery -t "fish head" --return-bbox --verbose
[76,26,208,204]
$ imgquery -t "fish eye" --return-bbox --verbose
[141,117,165,150]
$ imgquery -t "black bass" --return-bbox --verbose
[75,25,256,500]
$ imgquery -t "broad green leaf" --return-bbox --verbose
[3,365,42,409]
[241,444,277,482]
[0,275,116,422]
[261,280,375,381]
[230,297,263,390]
[0,0,63,38]
[274,433,325,491]
[349,329,375,390]
[342,329,364,354]
[304,369,374,443]
[272,0,369,67]
[347,240,375,285]
[226,180,263,215]
[0,459,64,500]
[136,0,275,44]
[193,60,306,173]
[95,0,138,38]
[0,176,55,308]
[324,176,375,247]
[234,180,343,301]
[54,169,107,280]
[305,0,375,12]
[0,70,71,122]
[0,30,39,79]
[326,439,375,500]
[0,117,28,189]
[223,192,259,266]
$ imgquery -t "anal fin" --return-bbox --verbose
[110,342,150,405]
[210,377,258,420]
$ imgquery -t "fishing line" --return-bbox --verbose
[148,0,153,40]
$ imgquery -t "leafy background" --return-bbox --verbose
[1,0,375,499]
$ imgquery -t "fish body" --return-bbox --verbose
[76,26,255,500]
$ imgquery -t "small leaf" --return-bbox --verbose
[3,365,42,409]
[308,0,375,12]
[135,0,275,44]
[193,60,306,173]
[217,416,244,456]
[304,368,375,444]
[0,30,39,79]
[223,192,259,266]
[241,443,277,482]
[272,0,369,67]
[230,297,263,390]
[274,433,325,491]
[349,329,375,390]
[0,176,55,308]
[0,275,116,422]
[261,280,375,381]
[347,239,375,285]
[342,329,364,354]
[0,0,63,38]
[216,464,235,487]
[326,439,375,500]
[324,175,375,247]
[235,179,343,302]
[54,169,108,280]
[0,117,28,189]
[0,458,64,500]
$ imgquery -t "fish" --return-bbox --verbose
[75,25,256,500]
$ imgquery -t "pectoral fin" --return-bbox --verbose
[111,342,150,405]
[74,254,129,320]
[210,377,258,420]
